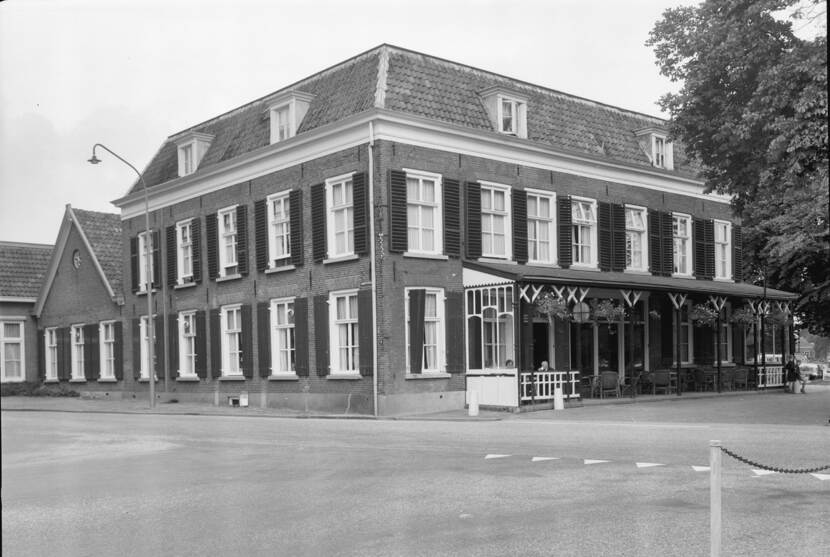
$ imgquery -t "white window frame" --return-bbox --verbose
[497,95,526,136]
[270,297,296,375]
[137,231,153,292]
[179,143,194,176]
[45,327,58,381]
[70,324,84,380]
[653,135,666,168]
[221,305,243,377]
[1,320,25,383]
[329,289,359,375]
[178,311,197,378]
[672,302,694,365]
[672,213,693,277]
[465,286,515,371]
[99,321,116,379]
[480,181,512,260]
[270,103,293,143]
[176,219,194,285]
[267,192,291,268]
[139,316,155,380]
[625,205,648,272]
[217,206,238,277]
[526,189,556,265]
[404,169,443,256]
[404,288,446,374]
[714,220,732,280]
[571,197,598,268]
[326,173,355,259]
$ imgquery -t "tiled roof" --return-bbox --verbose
[0,242,53,299]
[132,44,698,193]
[71,208,123,296]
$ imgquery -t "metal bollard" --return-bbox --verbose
[468,390,479,417]
[710,440,722,557]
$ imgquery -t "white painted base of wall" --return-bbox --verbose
[377,390,465,416]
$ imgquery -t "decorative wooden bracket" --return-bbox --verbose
[566,286,589,305]
[620,290,642,308]
[708,295,727,313]
[519,284,559,303]
[774,301,791,315]
[668,292,687,311]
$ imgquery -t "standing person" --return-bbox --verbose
[796,359,806,394]
[784,356,799,394]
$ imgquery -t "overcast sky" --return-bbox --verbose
[0,0,696,245]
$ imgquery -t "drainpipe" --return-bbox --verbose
[368,122,379,417]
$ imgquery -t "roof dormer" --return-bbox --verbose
[634,127,674,170]
[479,85,529,139]
[173,131,214,177]
[265,90,315,144]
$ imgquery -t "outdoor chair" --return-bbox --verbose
[596,371,621,399]
[651,370,676,395]
[733,367,749,390]
[718,369,735,391]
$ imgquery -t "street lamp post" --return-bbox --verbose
[88,143,155,408]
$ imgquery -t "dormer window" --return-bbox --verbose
[265,90,315,145]
[634,127,674,170]
[173,131,214,178]
[480,86,528,139]
[654,136,667,168]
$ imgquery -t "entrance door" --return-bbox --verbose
[532,322,549,370]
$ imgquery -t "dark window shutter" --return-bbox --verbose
[358,289,373,377]
[313,295,329,376]
[294,297,309,377]
[443,178,461,257]
[695,323,714,365]
[732,225,743,282]
[554,317,570,371]
[465,182,482,259]
[311,184,326,262]
[558,195,572,269]
[206,213,218,280]
[445,291,465,373]
[512,189,528,264]
[254,198,268,272]
[704,219,715,279]
[84,324,98,381]
[166,225,177,287]
[240,304,253,378]
[153,315,163,379]
[132,318,141,380]
[113,321,124,380]
[353,172,368,256]
[660,212,673,277]
[694,218,707,279]
[130,236,139,292]
[168,314,179,380]
[598,201,612,271]
[191,217,202,284]
[290,189,304,267]
[408,289,426,374]
[257,302,271,378]
[611,204,626,272]
[194,311,207,379]
[648,209,661,276]
[732,323,744,364]
[151,230,160,288]
[37,329,45,381]
[236,205,249,276]
[389,169,408,253]
[210,309,222,378]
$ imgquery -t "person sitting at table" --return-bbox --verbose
[538,360,549,372]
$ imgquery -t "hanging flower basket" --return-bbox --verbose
[592,299,625,322]
[730,306,757,326]
[689,302,719,326]
[648,309,662,321]
[534,291,571,321]
[767,310,790,326]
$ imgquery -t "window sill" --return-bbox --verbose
[672,273,694,279]
[265,264,296,275]
[268,374,299,381]
[406,372,451,380]
[570,264,599,271]
[174,281,197,290]
[97,377,118,383]
[219,375,246,381]
[216,274,243,283]
[323,254,359,265]
[624,269,650,275]
[713,277,734,283]
[176,375,200,382]
[137,377,158,383]
[327,373,361,380]
[1,378,26,383]
[135,289,158,297]
[403,252,448,261]
[43,379,60,384]
[478,257,515,265]
[527,261,559,267]
[69,378,87,383]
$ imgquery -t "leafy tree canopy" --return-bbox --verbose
[647,0,829,334]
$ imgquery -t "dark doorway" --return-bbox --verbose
[532,322,549,370]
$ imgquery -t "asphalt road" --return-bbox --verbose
[2,388,829,557]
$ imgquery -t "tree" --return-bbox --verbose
[647,0,829,334]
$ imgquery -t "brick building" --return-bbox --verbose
[107,44,795,414]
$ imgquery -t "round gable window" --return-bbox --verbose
[72,250,81,269]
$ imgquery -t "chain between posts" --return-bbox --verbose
[719,445,830,474]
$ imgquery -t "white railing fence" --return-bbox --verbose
[520,371,581,402]
[757,365,784,388]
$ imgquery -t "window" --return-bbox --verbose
[481,183,511,259]
[672,214,692,276]
[714,220,732,279]
[672,303,693,364]
[139,316,154,380]
[330,291,359,374]
[625,206,648,271]
[221,305,243,376]
[406,170,442,254]
[180,144,194,175]
[270,298,295,374]
[176,220,194,284]
[175,132,213,177]
[178,312,197,377]
[266,91,313,145]
[327,174,354,258]
[70,325,84,380]
[100,322,116,379]
[45,328,58,381]
[526,190,555,264]
[654,136,666,168]
[1,321,24,382]
[268,192,291,267]
[137,231,153,291]
[218,207,238,277]
[405,288,446,373]
[273,105,291,142]
[466,286,514,370]
[501,99,518,134]
[572,198,597,266]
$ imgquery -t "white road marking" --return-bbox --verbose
[810,473,830,481]
[584,459,610,465]
[531,456,560,462]
[636,462,665,468]
[485,454,511,459]
[691,466,710,472]
[752,469,777,476]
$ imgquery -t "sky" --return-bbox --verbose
[0,0,697,245]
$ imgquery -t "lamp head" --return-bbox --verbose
[88,154,101,165]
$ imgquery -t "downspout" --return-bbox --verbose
[369,121,379,417]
